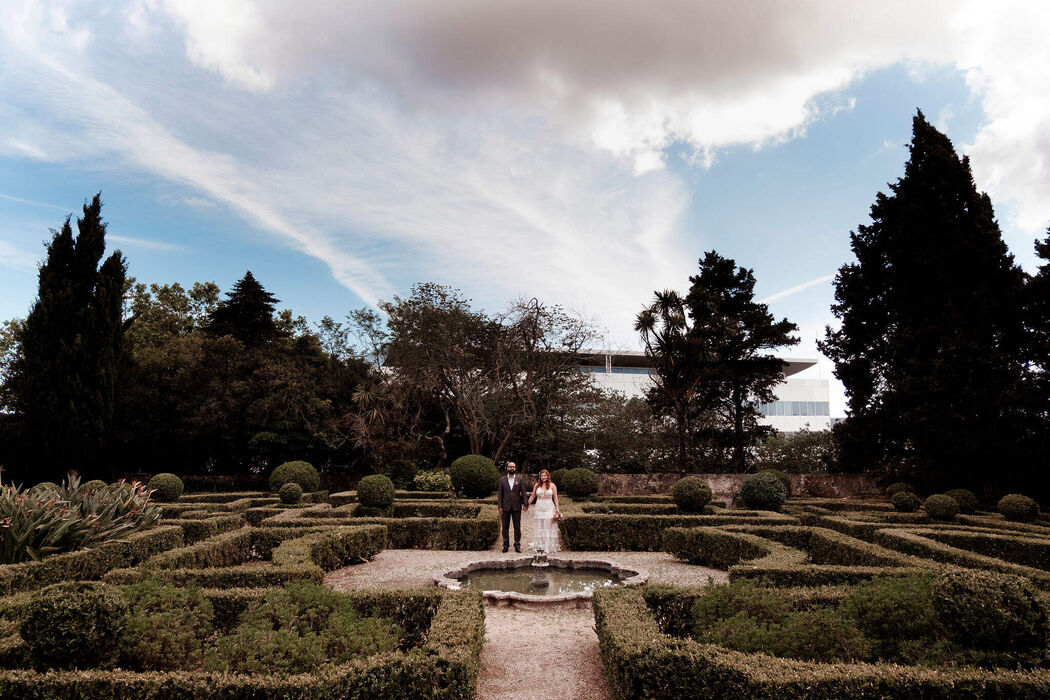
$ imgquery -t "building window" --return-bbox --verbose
[757,401,829,418]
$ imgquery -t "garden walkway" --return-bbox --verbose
[324,509,726,700]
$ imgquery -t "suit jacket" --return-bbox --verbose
[497,475,528,511]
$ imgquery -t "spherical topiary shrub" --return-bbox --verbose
[20,581,127,669]
[562,467,601,498]
[945,488,979,515]
[759,469,792,498]
[448,455,500,498]
[885,482,915,498]
[739,471,788,511]
[147,473,184,502]
[269,461,320,493]
[923,494,959,521]
[890,491,922,513]
[357,474,395,509]
[279,482,303,505]
[999,494,1040,522]
[82,479,108,494]
[550,468,570,488]
[672,476,713,513]
[931,569,1050,668]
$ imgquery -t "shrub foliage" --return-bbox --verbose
[357,474,396,508]
[671,477,712,513]
[999,494,1040,522]
[20,581,128,669]
[448,455,499,498]
[739,471,787,511]
[147,473,184,502]
[269,461,320,493]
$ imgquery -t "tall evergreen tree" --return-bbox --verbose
[207,271,283,346]
[685,251,799,470]
[637,252,798,471]
[820,112,1027,493]
[17,194,127,480]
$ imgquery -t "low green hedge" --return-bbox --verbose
[260,506,499,550]
[0,527,183,595]
[581,495,673,504]
[593,586,1050,699]
[330,490,456,507]
[558,513,797,551]
[103,526,387,588]
[0,589,485,699]
[580,503,684,515]
[662,526,808,569]
[158,513,245,543]
[271,526,386,571]
[874,528,1050,589]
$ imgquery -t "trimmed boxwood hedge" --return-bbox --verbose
[580,503,683,515]
[0,589,485,699]
[593,586,1050,699]
[557,513,798,551]
[158,513,245,544]
[0,526,183,595]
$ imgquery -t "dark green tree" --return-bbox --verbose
[207,271,283,346]
[820,112,1027,493]
[16,194,127,480]
[684,251,799,470]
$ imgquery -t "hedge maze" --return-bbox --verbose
[587,495,1050,697]
[0,486,487,699]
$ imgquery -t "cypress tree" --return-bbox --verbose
[684,251,799,470]
[207,271,283,346]
[820,112,1027,492]
[18,194,127,480]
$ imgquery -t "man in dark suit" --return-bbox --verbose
[497,461,528,553]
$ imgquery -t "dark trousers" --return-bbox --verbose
[501,509,522,547]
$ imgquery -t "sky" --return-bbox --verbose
[2,1,1050,417]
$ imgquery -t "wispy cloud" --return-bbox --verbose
[761,273,836,304]
[107,234,187,252]
[0,192,69,212]
[0,241,38,273]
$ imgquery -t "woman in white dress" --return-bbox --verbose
[528,469,561,553]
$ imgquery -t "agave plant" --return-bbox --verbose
[0,474,161,564]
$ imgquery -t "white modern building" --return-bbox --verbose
[580,350,831,433]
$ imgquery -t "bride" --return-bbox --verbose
[528,469,561,553]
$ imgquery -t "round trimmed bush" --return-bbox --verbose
[269,461,320,493]
[279,482,303,505]
[890,491,922,513]
[561,467,600,498]
[448,455,500,498]
[945,488,979,515]
[356,474,395,508]
[550,468,570,488]
[20,582,127,669]
[923,494,959,521]
[931,569,1050,667]
[739,471,788,511]
[672,476,713,513]
[82,479,108,493]
[147,473,184,502]
[998,494,1040,523]
[885,482,915,498]
[760,469,792,498]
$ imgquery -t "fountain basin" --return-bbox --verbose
[434,556,648,607]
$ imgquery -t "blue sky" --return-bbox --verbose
[2,2,1049,416]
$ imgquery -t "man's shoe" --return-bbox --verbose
[514,545,522,553]
[502,546,509,553]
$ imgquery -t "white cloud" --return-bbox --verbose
[1,0,1049,349]
[0,241,38,273]
[761,274,836,304]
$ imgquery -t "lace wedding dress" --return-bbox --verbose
[530,486,560,553]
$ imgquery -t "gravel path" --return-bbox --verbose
[478,605,610,700]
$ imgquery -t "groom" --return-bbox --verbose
[497,461,528,553]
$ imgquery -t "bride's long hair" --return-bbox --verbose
[536,469,552,488]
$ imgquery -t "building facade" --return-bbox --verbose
[580,350,831,433]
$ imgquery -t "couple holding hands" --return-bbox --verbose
[495,462,561,554]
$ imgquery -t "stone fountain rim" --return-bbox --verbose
[433,555,649,604]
